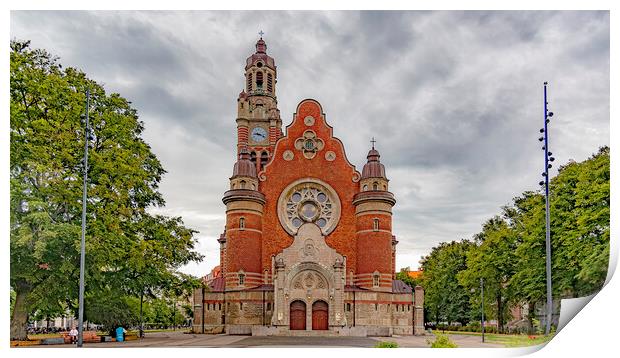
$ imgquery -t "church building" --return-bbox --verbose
[193,37,424,337]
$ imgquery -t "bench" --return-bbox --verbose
[61,331,100,344]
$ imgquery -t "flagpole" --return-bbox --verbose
[77,88,90,347]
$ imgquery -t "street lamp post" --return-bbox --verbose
[77,88,90,347]
[539,82,555,335]
[480,278,485,343]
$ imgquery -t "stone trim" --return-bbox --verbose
[355,229,393,235]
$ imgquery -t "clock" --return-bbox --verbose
[251,127,268,142]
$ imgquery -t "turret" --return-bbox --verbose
[353,144,395,291]
[222,148,265,289]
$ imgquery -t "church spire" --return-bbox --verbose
[255,31,267,53]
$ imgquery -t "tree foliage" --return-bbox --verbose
[420,240,474,326]
[418,147,609,332]
[10,40,203,340]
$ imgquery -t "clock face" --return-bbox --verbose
[251,127,267,142]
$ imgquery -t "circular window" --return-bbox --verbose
[257,62,263,68]
[277,178,341,235]
[299,201,319,222]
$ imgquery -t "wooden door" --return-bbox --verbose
[312,300,328,330]
[290,300,306,330]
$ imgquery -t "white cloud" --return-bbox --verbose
[11,10,610,276]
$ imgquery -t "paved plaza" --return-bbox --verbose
[25,331,504,348]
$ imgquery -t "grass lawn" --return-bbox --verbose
[442,331,554,347]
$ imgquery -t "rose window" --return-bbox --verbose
[278,179,341,235]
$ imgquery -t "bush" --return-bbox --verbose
[428,333,458,348]
[375,341,399,348]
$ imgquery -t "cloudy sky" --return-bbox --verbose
[10,11,610,277]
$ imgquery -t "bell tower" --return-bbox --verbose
[236,34,282,174]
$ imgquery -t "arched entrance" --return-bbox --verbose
[312,300,328,330]
[290,300,306,330]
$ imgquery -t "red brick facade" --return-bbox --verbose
[194,38,424,336]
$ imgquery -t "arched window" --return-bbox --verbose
[247,73,253,91]
[219,303,222,310]
[240,180,246,189]
[256,71,263,89]
[372,182,378,190]
[240,302,244,310]
[250,151,257,165]
[373,218,379,231]
[373,272,380,287]
[363,184,368,191]
[239,217,245,230]
[267,73,273,92]
[238,272,245,286]
[260,151,269,169]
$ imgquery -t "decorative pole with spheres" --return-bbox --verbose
[538,81,555,336]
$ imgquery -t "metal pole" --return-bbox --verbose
[201,287,205,334]
[77,88,90,347]
[543,82,553,335]
[480,278,485,343]
[139,291,144,338]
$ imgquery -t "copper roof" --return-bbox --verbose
[392,280,413,294]
[361,148,387,179]
[245,38,276,71]
[231,148,257,178]
[207,276,225,292]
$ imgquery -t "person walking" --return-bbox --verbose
[69,326,78,344]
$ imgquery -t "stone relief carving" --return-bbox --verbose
[291,270,327,290]
[325,151,336,161]
[283,150,294,161]
[300,239,317,258]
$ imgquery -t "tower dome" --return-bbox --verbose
[255,38,267,53]
[232,148,257,178]
[361,148,387,180]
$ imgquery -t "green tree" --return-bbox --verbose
[505,191,546,333]
[458,217,517,333]
[549,147,610,297]
[10,40,202,340]
[84,291,139,335]
[507,147,610,332]
[420,240,474,326]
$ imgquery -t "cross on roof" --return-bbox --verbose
[259,30,265,38]
[370,137,376,149]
